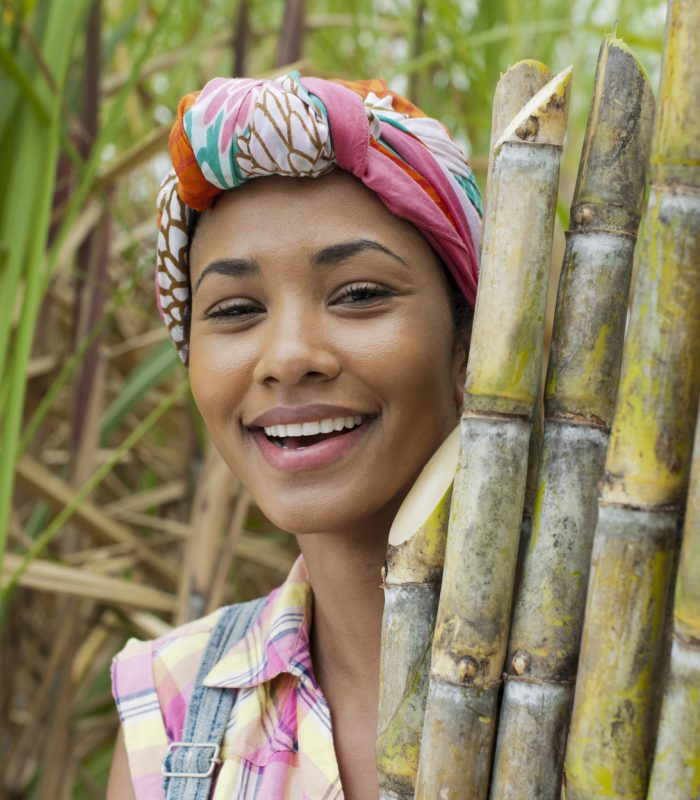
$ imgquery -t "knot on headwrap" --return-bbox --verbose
[156,71,482,364]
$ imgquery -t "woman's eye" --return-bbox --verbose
[334,283,394,305]
[205,301,263,320]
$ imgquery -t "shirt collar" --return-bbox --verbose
[203,554,315,689]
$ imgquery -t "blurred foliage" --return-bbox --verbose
[0,0,666,795]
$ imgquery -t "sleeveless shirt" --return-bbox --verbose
[111,555,343,798]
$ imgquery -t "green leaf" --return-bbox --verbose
[99,339,180,444]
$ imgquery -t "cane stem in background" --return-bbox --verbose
[414,66,571,800]
[489,36,654,800]
[375,60,552,800]
[376,428,459,800]
[647,403,700,800]
[563,0,700,796]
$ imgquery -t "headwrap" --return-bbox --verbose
[156,71,482,364]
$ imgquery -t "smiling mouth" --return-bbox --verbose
[260,415,368,449]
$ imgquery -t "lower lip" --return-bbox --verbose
[250,420,372,472]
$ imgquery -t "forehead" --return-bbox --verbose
[189,169,434,280]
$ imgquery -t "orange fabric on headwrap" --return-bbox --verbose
[333,77,428,120]
[170,93,221,211]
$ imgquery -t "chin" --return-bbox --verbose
[256,487,403,537]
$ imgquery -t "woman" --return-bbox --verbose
[108,71,482,800]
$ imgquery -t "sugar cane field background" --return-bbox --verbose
[2,0,693,797]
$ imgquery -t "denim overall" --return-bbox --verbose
[162,597,266,799]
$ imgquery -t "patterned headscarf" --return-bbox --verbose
[157,71,482,364]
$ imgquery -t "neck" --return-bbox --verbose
[296,516,390,699]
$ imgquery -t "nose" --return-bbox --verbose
[252,305,341,386]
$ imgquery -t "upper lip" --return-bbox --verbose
[247,404,374,428]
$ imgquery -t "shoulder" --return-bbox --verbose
[112,599,275,737]
[117,606,227,665]
[112,607,225,734]
[111,602,263,798]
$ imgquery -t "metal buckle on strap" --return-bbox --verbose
[162,742,222,778]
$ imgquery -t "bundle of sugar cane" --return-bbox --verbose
[489,36,654,800]
[375,59,553,800]
[648,397,700,799]
[563,0,700,795]
[413,66,572,800]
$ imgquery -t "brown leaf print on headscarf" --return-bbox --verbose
[156,174,191,362]
[235,77,334,179]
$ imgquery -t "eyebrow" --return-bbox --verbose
[193,258,259,295]
[311,239,409,268]
[193,239,408,295]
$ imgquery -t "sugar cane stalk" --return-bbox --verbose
[646,2,700,796]
[489,37,654,800]
[488,60,553,549]
[414,66,572,800]
[647,396,700,800]
[375,60,553,800]
[563,0,700,796]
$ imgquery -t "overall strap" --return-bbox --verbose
[163,596,266,800]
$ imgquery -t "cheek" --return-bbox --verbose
[352,307,456,409]
[188,332,253,433]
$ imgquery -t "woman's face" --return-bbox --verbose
[188,170,466,535]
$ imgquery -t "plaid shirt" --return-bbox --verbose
[112,556,343,799]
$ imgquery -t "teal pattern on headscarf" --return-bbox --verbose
[454,172,483,217]
[289,70,330,125]
[185,109,228,188]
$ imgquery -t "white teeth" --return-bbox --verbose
[263,416,366,438]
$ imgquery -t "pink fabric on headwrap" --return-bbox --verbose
[156,71,482,364]
[301,78,370,177]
